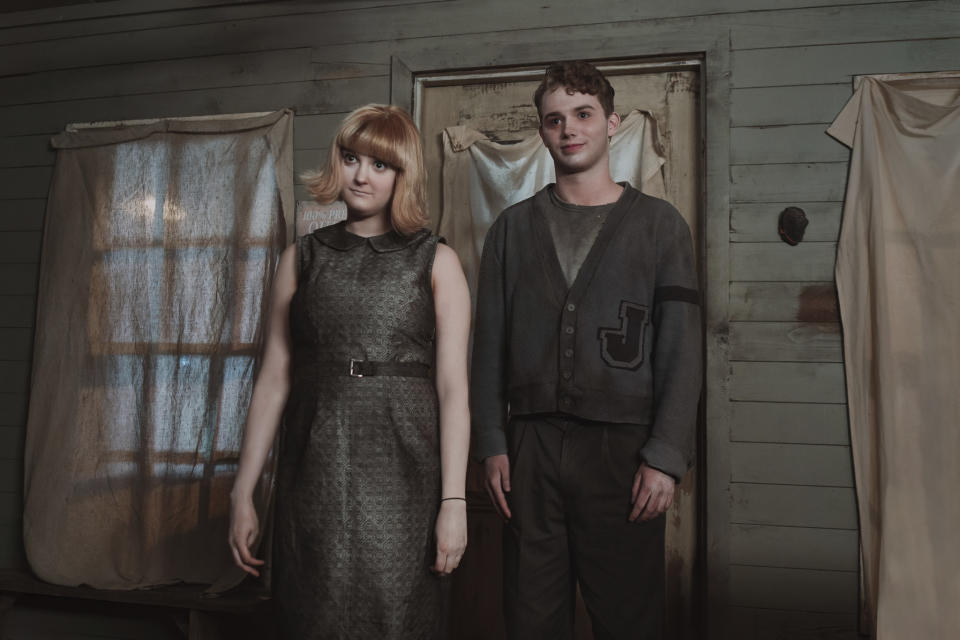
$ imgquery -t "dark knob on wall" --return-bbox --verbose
[778,206,808,245]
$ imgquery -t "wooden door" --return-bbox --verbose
[415,59,703,639]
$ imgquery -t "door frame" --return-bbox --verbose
[390,33,732,637]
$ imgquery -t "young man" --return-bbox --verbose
[470,61,702,639]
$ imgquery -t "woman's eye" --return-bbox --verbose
[374,161,387,170]
[342,153,357,163]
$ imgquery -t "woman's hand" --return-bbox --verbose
[431,499,467,576]
[228,496,265,577]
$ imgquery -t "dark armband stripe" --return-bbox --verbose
[654,285,700,306]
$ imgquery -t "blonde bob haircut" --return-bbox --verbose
[302,104,428,236]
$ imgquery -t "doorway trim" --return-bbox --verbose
[390,32,731,637]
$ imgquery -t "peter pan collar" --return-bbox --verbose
[313,220,428,253]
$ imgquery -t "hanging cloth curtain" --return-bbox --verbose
[23,110,293,590]
[828,75,960,638]
[440,109,666,289]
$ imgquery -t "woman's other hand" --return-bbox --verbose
[228,496,265,577]
[432,499,468,576]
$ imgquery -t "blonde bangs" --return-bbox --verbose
[339,123,408,171]
[304,104,429,235]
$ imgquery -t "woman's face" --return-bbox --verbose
[338,148,398,220]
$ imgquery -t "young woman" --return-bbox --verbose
[228,104,471,639]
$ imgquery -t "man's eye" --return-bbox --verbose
[578,111,590,119]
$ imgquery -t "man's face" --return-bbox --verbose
[538,88,620,176]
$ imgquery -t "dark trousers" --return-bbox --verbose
[503,415,665,640]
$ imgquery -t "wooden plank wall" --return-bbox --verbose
[1,0,957,637]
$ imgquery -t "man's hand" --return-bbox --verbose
[629,463,675,522]
[483,454,512,520]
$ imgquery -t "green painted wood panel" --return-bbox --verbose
[731,401,849,445]
[0,233,42,264]
[731,162,847,202]
[729,282,839,322]
[731,442,854,487]
[0,168,53,201]
[0,0,637,77]
[732,84,851,127]
[0,0,916,49]
[0,50,371,111]
[730,362,846,403]
[0,297,35,328]
[0,362,30,395]
[0,200,46,232]
[0,394,27,427]
[730,243,837,282]
[0,264,39,296]
[0,522,25,568]
[0,329,32,361]
[731,483,857,529]
[731,0,958,50]
[0,136,55,169]
[729,322,842,362]
[0,459,22,489]
[294,113,350,149]
[0,75,387,136]
[731,124,848,164]
[0,491,22,524]
[733,36,960,87]
[0,426,25,460]
[730,524,858,571]
[730,565,857,613]
[731,202,842,242]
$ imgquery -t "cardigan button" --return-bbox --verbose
[562,371,572,379]
[566,303,576,312]
[564,348,573,358]
[564,325,574,334]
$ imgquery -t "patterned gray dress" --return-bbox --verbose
[273,221,443,639]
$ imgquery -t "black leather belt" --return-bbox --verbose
[315,358,432,378]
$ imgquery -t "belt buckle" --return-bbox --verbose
[349,358,364,378]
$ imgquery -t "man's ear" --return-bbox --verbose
[607,111,621,137]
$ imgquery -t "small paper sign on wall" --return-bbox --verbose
[295,200,347,237]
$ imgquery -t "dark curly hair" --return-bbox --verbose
[533,61,615,119]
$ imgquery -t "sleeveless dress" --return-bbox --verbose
[273,221,443,639]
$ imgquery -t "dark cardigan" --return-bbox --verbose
[470,183,702,480]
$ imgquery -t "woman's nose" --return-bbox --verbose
[354,162,369,183]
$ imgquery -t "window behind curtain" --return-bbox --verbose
[23,110,292,590]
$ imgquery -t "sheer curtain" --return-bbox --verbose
[440,110,666,289]
[23,110,292,589]
[828,75,960,638]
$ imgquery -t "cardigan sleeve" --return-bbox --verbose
[640,206,702,480]
[470,215,510,461]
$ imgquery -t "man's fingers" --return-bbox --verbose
[500,464,511,493]
[631,468,644,503]
[487,479,511,520]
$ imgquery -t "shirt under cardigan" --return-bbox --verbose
[470,183,702,480]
